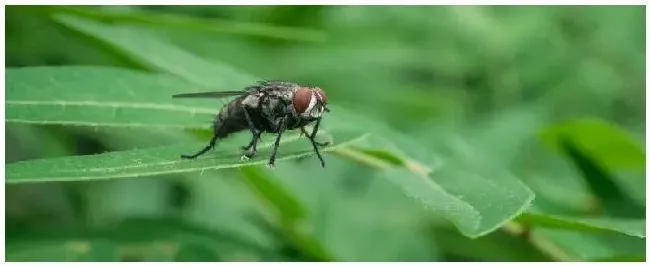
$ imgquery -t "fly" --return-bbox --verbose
[172,80,330,168]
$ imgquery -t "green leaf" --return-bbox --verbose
[52,14,258,88]
[6,66,223,128]
[341,110,539,239]
[534,228,645,261]
[590,254,646,262]
[317,111,537,239]
[463,104,551,167]
[518,212,645,238]
[240,151,441,261]
[239,166,307,225]
[537,118,644,218]
[561,138,644,218]
[6,124,77,161]
[377,165,534,238]
[39,6,328,42]
[540,118,645,170]
[431,228,553,261]
[6,218,268,262]
[238,166,335,261]
[245,213,334,262]
[174,243,221,262]
[332,133,534,238]
[5,131,366,183]
[6,239,118,262]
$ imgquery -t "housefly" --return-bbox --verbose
[172,80,330,168]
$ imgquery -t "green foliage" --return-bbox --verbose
[6,66,217,128]
[53,14,258,88]
[42,6,328,42]
[6,218,268,261]
[5,132,363,183]
[379,166,534,238]
[541,118,645,170]
[518,213,645,238]
[5,5,645,262]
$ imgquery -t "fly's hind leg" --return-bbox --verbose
[181,135,218,159]
[241,107,261,160]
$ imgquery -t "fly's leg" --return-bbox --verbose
[302,118,330,146]
[242,132,261,160]
[268,116,287,168]
[181,135,217,159]
[241,107,261,159]
[301,127,326,168]
[242,132,260,151]
[300,118,328,168]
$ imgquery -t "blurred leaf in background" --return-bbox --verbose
[4,5,645,262]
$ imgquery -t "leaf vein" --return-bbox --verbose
[6,100,219,114]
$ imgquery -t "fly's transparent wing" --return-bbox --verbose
[172,91,247,99]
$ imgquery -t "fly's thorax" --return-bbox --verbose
[240,92,262,108]
[264,97,288,117]
[241,87,292,109]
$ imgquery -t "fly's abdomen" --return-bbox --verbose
[213,100,249,138]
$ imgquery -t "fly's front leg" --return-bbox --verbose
[268,116,287,168]
[301,118,329,147]
[242,106,261,160]
[300,118,328,168]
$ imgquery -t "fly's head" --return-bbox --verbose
[292,87,329,119]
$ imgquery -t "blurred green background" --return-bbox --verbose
[4,5,646,262]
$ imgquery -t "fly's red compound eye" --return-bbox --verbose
[293,88,313,114]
